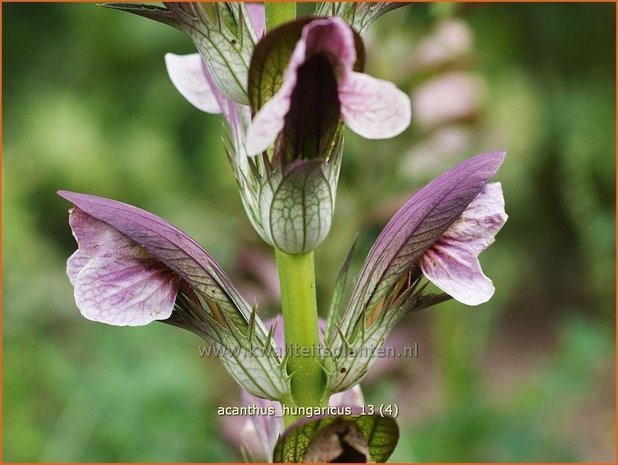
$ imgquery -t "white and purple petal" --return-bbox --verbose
[420,182,507,305]
[341,151,506,336]
[74,256,179,326]
[339,71,411,139]
[165,53,222,114]
[246,3,266,39]
[66,207,142,284]
[67,207,180,326]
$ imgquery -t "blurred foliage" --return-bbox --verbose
[3,2,615,462]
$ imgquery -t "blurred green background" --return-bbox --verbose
[3,2,615,462]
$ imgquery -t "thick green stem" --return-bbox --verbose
[265,2,297,30]
[275,250,326,409]
[264,0,318,423]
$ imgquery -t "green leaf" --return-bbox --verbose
[247,17,361,180]
[314,2,405,34]
[273,414,399,463]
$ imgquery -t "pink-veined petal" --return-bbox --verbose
[245,79,295,155]
[165,53,222,113]
[67,207,143,284]
[342,151,505,336]
[302,18,356,70]
[339,71,411,139]
[75,257,179,326]
[67,207,180,326]
[246,3,266,39]
[419,182,507,305]
[246,18,356,155]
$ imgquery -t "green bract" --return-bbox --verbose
[314,2,403,35]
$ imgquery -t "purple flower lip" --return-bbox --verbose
[419,180,508,305]
[64,204,181,326]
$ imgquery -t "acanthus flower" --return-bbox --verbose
[59,190,291,402]
[325,151,507,393]
[245,16,412,155]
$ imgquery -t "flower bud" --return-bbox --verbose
[257,160,337,254]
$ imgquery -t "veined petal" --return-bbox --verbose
[339,71,412,139]
[246,3,266,39]
[75,256,179,326]
[67,207,142,284]
[246,79,295,155]
[67,206,180,326]
[347,151,506,326]
[420,182,507,305]
[165,53,222,113]
[246,17,357,155]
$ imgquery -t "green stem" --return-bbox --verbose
[275,250,326,410]
[264,0,315,424]
[265,2,297,30]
